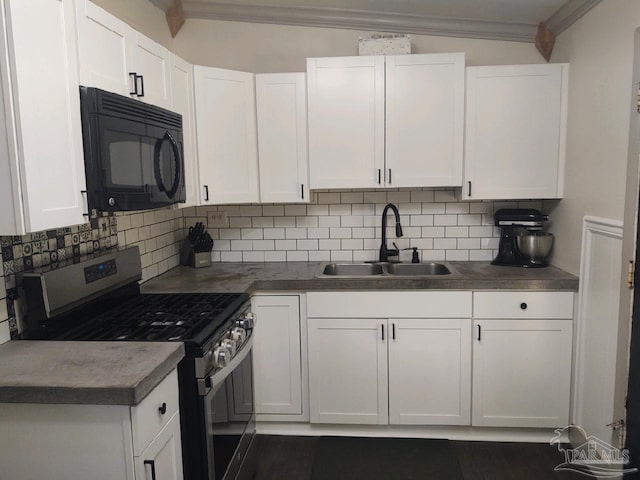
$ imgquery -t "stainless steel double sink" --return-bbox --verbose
[320,262,451,277]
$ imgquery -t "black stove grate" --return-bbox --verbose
[54,293,246,343]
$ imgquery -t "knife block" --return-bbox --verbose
[180,242,212,269]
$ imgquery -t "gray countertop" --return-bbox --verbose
[0,341,184,406]
[141,261,579,294]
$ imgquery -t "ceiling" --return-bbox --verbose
[149,0,601,42]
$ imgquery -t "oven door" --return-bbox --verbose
[86,114,185,211]
[203,339,256,480]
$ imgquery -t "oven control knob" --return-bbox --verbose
[230,327,247,344]
[220,338,237,357]
[237,312,256,330]
[108,197,116,207]
[213,346,230,369]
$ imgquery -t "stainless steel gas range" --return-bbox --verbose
[20,246,257,480]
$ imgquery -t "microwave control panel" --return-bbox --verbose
[84,259,118,284]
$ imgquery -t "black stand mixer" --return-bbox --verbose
[492,209,551,267]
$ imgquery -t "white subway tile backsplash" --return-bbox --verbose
[318,192,341,204]
[240,205,262,217]
[241,229,263,240]
[264,228,286,240]
[221,251,243,262]
[308,228,330,239]
[276,240,297,250]
[319,216,341,227]
[263,205,284,216]
[297,239,319,250]
[287,251,308,262]
[253,217,274,228]
[411,190,435,203]
[231,240,253,251]
[252,240,276,251]
[319,239,341,250]
[309,250,331,262]
[285,228,307,239]
[331,250,353,262]
[178,188,504,264]
[341,239,363,250]
[447,250,469,261]
[296,216,318,228]
[341,216,364,227]
[265,251,287,262]
[230,217,252,228]
[285,205,306,216]
[434,215,457,226]
[470,249,494,261]
[329,227,351,239]
[445,226,469,238]
[434,238,457,250]
[243,251,265,262]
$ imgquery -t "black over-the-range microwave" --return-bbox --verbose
[79,86,186,212]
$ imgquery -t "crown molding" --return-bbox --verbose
[545,0,601,34]
[148,0,601,43]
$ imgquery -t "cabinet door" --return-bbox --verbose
[464,64,568,199]
[308,318,388,424]
[127,30,171,109]
[256,73,309,203]
[1,0,86,234]
[170,54,199,207]
[75,0,130,96]
[135,413,183,480]
[388,318,471,425]
[194,66,259,204]
[385,53,464,187]
[252,295,302,415]
[472,319,572,428]
[307,56,384,189]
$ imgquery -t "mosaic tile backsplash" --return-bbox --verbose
[0,206,185,340]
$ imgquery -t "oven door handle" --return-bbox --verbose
[200,335,253,396]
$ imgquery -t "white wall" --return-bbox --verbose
[546,0,640,275]
[173,19,543,72]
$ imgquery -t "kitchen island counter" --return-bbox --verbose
[0,341,184,405]
[140,261,578,293]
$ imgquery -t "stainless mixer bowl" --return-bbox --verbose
[516,232,553,263]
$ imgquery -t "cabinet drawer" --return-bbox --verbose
[307,291,472,318]
[473,292,574,319]
[131,369,179,455]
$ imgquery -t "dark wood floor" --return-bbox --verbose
[255,435,586,480]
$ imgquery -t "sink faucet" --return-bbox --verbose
[379,203,403,262]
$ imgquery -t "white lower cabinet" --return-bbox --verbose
[306,292,473,426]
[471,292,574,428]
[252,294,308,420]
[135,412,183,480]
[305,291,575,430]
[389,318,471,425]
[308,318,388,424]
[0,369,182,480]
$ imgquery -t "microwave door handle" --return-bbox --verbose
[154,131,182,199]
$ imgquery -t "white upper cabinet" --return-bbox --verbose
[307,53,464,189]
[307,56,385,189]
[170,54,199,207]
[194,66,259,204]
[256,73,309,203]
[76,0,171,109]
[464,63,569,200]
[126,29,172,109]
[75,0,129,96]
[0,0,87,235]
[385,53,464,187]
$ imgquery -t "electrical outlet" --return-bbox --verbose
[207,210,228,227]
